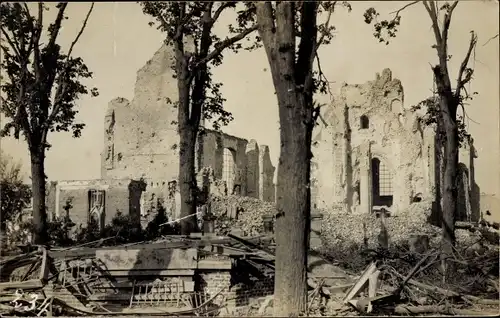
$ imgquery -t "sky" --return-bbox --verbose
[1,1,499,198]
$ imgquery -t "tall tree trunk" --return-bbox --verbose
[273,85,312,315]
[433,61,459,278]
[440,105,459,275]
[174,29,199,236]
[256,2,316,314]
[30,149,47,245]
[178,124,198,235]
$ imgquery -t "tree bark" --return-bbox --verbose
[440,105,459,270]
[273,92,312,315]
[255,2,316,315]
[30,149,48,245]
[433,59,459,277]
[178,124,198,235]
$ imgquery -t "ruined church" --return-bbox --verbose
[311,68,479,222]
[47,44,276,228]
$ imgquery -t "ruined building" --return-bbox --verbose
[47,44,276,228]
[312,69,480,222]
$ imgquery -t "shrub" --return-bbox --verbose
[47,216,76,247]
[144,204,180,240]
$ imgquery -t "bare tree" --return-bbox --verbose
[0,2,98,244]
[141,2,258,234]
[364,0,479,278]
[255,1,350,315]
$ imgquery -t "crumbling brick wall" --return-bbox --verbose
[197,130,249,195]
[99,43,276,205]
[245,140,260,198]
[259,145,276,202]
[46,180,132,228]
[313,68,478,220]
[101,44,181,182]
[198,270,274,309]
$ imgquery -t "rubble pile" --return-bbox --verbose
[210,195,276,236]
[0,233,277,317]
[319,203,440,270]
[1,210,498,317]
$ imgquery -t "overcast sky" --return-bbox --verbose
[1,1,499,197]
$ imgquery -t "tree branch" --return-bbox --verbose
[36,2,68,125]
[296,1,318,87]
[47,3,94,115]
[455,31,478,98]
[21,3,36,56]
[46,3,68,50]
[423,1,443,49]
[255,1,277,59]
[8,64,33,147]
[441,1,458,52]
[315,52,333,98]
[32,3,44,87]
[212,1,235,23]
[316,1,335,48]
[193,25,258,69]
[41,3,95,145]
[382,0,420,28]
[275,2,295,73]
[483,33,499,46]
[66,2,94,60]
[389,0,420,16]
[0,27,22,59]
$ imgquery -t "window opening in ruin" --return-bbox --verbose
[88,189,106,230]
[360,115,369,129]
[371,158,393,207]
[222,148,236,193]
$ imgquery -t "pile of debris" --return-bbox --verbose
[1,229,498,317]
[0,233,276,317]
[304,241,499,316]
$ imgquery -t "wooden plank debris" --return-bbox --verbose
[343,262,377,304]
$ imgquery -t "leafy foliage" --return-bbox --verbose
[363,7,401,45]
[8,221,35,249]
[144,203,180,240]
[47,216,76,247]
[1,2,97,244]
[43,208,180,248]
[0,3,98,147]
[0,151,31,227]
[411,97,473,147]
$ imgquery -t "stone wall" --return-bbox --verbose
[312,68,477,219]
[101,43,180,181]
[259,145,276,202]
[48,43,278,230]
[46,179,133,227]
[198,130,249,195]
[100,42,276,204]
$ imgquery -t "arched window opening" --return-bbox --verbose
[88,189,106,230]
[360,115,369,129]
[222,148,236,193]
[371,158,393,207]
